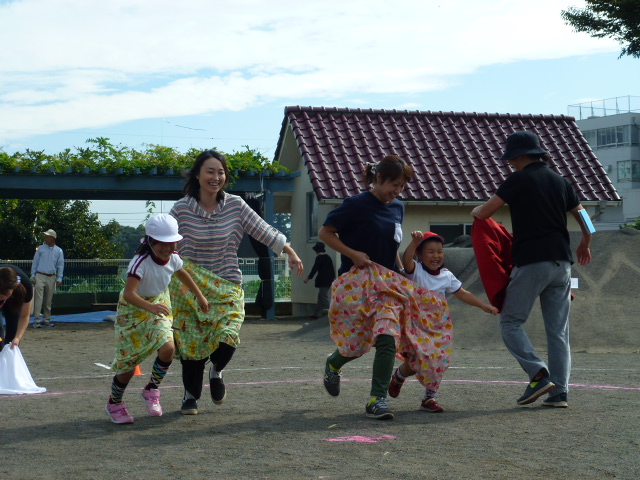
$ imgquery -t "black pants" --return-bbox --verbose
[181,343,235,399]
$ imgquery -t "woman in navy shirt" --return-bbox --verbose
[320,155,413,420]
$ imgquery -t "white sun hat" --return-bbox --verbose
[145,213,183,242]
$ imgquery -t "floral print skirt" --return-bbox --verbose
[111,289,174,373]
[329,264,453,392]
[169,259,245,361]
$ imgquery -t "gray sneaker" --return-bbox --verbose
[323,357,341,396]
[42,320,55,327]
[33,320,42,329]
[365,397,394,420]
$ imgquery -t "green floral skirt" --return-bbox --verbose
[169,259,245,361]
[111,289,174,373]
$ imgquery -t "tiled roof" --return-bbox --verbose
[274,106,620,202]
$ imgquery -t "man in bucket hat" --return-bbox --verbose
[31,229,64,328]
[471,130,593,409]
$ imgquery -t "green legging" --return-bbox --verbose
[328,334,396,398]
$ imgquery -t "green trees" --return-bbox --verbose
[0,199,123,260]
[562,1,640,58]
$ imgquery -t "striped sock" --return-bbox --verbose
[146,357,172,390]
[423,388,437,400]
[110,375,127,403]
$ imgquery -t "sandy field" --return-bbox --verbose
[1,315,639,480]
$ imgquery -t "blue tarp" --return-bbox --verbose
[30,311,116,323]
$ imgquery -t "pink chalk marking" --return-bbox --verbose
[325,435,396,443]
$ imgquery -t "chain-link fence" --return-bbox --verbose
[7,257,292,302]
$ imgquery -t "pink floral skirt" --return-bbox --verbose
[329,264,452,392]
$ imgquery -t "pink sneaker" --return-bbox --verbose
[388,368,405,398]
[141,388,163,416]
[105,401,134,424]
[421,397,444,413]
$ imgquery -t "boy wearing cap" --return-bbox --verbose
[105,213,210,424]
[303,241,336,319]
[31,229,64,328]
[471,130,592,408]
[388,230,498,412]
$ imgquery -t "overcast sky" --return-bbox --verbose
[1,0,636,226]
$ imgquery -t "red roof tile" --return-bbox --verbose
[275,106,620,202]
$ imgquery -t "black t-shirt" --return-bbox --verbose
[496,162,580,267]
[0,264,34,309]
[307,254,336,288]
[323,191,405,275]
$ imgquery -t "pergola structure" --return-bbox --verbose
[0,168,301,319]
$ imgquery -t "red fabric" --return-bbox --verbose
[471,218,513,310]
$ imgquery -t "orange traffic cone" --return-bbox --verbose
[134,365,143,376]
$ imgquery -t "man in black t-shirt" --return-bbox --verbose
[471,131,592,409]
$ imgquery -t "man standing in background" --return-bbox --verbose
[31,229,64,328]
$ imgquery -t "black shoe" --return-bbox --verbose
[181,397,198,415]
[323,357,341,396]
[365,397,394,420]
[209,371,226,405]
[517,377,555,405]
[542,392,568,408]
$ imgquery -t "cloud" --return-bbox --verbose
[0,0,618,140]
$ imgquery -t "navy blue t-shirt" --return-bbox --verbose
[496,162,580,267]
[323,191,405,275]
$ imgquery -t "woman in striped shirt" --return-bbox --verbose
[170,149,304,415]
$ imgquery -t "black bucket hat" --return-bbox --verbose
[312,241,326,252]
[500,131,548,161]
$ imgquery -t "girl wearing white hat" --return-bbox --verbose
[105,213,210,424]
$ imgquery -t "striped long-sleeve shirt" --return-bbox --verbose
[170,194,286,284]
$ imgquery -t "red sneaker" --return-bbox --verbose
[421,397,444,413]
[388,368,405,398]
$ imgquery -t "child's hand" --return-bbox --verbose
[197,294,210,313]
[148,303,171,317]
[411,231,424,244]
[483,304,499,315]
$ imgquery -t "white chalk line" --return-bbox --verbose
[31,363,638,382]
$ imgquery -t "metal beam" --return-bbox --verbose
[0,171,301,200]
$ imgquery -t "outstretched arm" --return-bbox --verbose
[453,288,499,314]
[282,244,304,276]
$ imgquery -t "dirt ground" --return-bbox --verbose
[1,316,639,480]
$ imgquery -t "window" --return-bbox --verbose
[586,125,631,149]
[617,160,640,182]
[306,192,318,240]
[429,223,472,244]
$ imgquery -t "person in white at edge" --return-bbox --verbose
[31,229,64,328]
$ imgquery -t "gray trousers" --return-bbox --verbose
[32,273,56,321]
[499,260,572,393]
[314,286,331,316]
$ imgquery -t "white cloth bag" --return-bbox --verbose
[0,344,47,394]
